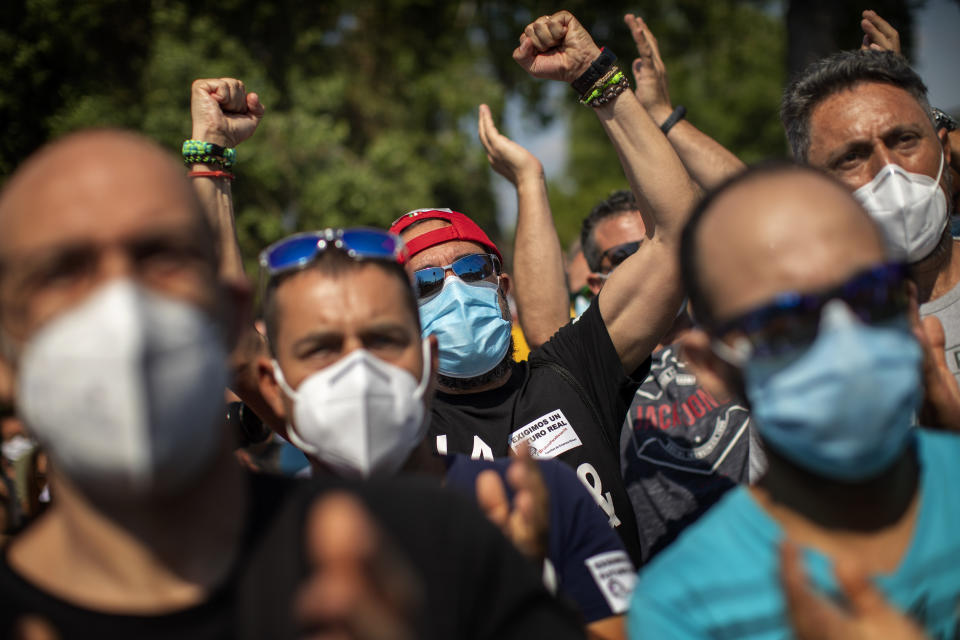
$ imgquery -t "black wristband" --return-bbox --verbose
[659,105,687,135]
[572,47,617,96]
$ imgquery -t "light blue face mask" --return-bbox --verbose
[743,300,922,482]
[419,276,511,378]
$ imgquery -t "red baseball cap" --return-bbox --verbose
[389,208,502,264]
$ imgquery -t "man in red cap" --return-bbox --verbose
[389,10,700,565]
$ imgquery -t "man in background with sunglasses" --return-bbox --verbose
[388,11,701,566]
[626,162,960,639]
[478,98,765,566]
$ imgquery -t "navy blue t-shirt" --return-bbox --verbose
[446,454,636,623]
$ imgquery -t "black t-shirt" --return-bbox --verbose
[429,302,649,565]
[0,474,584,640]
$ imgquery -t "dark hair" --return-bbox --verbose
[262,249,420,356]
[580,190,639,272]
[680,161,809,329]
[781,49,932,162]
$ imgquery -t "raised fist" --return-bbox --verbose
[513,11,602,84]
[190,78,265,148]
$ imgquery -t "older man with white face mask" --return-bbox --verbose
[781,50,958,384]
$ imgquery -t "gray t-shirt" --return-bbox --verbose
[619,344,766,565]
[919,268,960,388]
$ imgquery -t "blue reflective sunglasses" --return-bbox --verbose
[413,253,501,301]
[259,228,408,280]
[709,262,910,360]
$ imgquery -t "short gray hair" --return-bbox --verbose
[780,50,933,162]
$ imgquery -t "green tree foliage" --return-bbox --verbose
[3,0,906,266]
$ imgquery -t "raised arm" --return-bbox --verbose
[478,105,569,348]
[188,77,264,281]
[514,11,698,373]
[624,14,745,191]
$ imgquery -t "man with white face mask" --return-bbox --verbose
[256,229,633,639]
[627,163,960,639]
[781,50,959,384]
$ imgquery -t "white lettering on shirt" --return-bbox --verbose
[470,435,494,461]
[577,463,622,528]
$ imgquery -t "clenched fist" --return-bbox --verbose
[190,78,265,148]
[513,11,602,84]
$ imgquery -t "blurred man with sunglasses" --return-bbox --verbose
[388,11,701,566]
[626,162,960,639]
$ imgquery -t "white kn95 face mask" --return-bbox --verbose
[16,280,228,498]
[273,341,431,478]
[853,151,948,263]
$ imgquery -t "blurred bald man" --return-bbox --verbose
[626,164,960,639]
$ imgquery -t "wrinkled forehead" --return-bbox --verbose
[697,171,886,319]
[0,132,210,261]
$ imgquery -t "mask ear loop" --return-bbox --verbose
[413,338,432,399]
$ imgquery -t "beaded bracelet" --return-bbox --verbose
[182,140,237,168]
[580,68,629,107]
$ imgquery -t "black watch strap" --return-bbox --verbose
[660,105,687,134]
[572,47,617,96]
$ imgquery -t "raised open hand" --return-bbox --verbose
[513,11,602,84]
[477,104,543,187]
[624,14,672,119]
[860,10,901,54]
[190,78,265,149]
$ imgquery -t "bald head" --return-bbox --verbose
[681,164,886,326]
[0,129,219,343]
[0,130,209,258]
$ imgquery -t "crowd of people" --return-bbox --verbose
[0,7,957,640]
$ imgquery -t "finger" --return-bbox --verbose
[780,541,845,639]
[866,10,900,42]
[477,104,494,150]
[306,491,378,567]
[861,19,889,47]
[246,92,265,118]
[475,469,510,530]
[624,13,643,46]
[922,315,947,353]
[832,557,889,617]
[512,37,536,67]
[529,20,554,51]
[642,18,665,65]
[545,16,566,43]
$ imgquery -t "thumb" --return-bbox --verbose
[832,558,889,617]
[476,469,510,530]
[246,92,266,117]
[922,315,947,352]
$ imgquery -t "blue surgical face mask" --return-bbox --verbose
[742,300,922,482]
[419,276,511,378]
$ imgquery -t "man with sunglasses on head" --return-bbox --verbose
[389,11,701,566]
[256,227,634,639]
[626,162,960,639]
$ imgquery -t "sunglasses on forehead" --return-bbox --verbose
[709,262,910,361]
[598,240,642,273]
[412,253,501,301]
[259,228,407,281]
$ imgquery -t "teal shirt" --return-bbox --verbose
[628,430,960,640]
